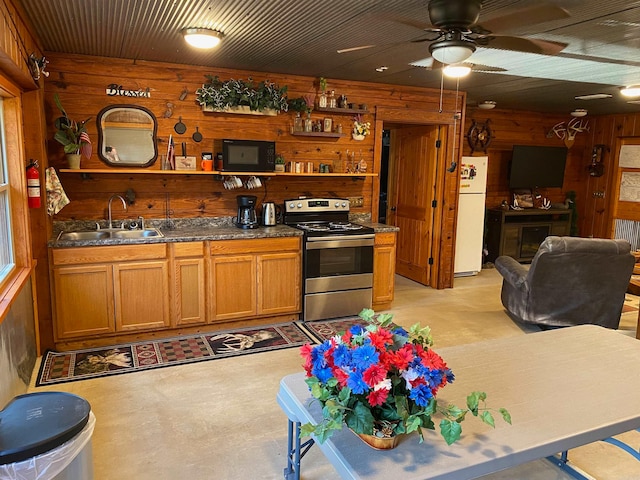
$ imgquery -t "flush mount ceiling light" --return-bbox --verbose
[443,63,471,78]
[429,32,476,64]
[375,66,388,72]
[181,28,223,49]
[571,108,587,117]
[620,85,640,97]
[478,100,496,110]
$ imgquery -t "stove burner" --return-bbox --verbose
[329,222,363,231]
[296,223,331,232]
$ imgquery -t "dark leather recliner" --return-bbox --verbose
[495,236,635,329]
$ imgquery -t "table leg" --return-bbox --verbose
[283,419,315,480]
[546,451,595,480]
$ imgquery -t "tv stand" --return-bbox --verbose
[486,208,572,263]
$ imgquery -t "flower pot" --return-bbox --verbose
[66,154,81,169]
[353,431,402,450]
[275,164,285,172]
[352,133,365,141]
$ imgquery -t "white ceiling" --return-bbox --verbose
[17,0,640,115]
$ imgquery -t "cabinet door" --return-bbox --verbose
[173,257,206,326]
[501,225,521,258]
[211,254,256,321]
[373,233,397,309]
[257,252,301,315]
[53,264,115,339]
[114,260,170,331]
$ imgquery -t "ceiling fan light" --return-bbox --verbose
[620,85,640,98]
[478,100,496,110]
[443,63,471,78]
[430,40,475,64]
[182,28,223,49]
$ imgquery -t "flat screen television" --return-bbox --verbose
[508,145,568,189]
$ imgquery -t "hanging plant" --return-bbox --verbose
[196,76,289,113]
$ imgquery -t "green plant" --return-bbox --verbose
[275,154,285,165]
[195,76,289,112]
[319,77,327,92]
[300,309,511,445]
[287,97,308,113]
[53,94,91,154]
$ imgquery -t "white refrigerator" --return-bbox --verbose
[454,156,489,276]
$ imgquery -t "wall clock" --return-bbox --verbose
[466,119,492,154]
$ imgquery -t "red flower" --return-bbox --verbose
[392,344,414,370]
[368,329,393,349]
[363,364,387,387]
[334,368,350,387]
[300,344,313,375]
[420,348,447,370]
[367,388,389,407]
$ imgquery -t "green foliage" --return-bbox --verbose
[195,75,289,112]
[52,94,91,154]
[287,97,308,113]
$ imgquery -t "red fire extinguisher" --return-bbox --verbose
[26,159,41,208]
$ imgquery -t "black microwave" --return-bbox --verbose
[220,139,275,172]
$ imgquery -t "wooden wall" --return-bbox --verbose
[45,53,460,224]
[462,108,640,240]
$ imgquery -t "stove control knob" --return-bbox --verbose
[342,202,347,208]
[297,203,303,209]
[334,202,340,208]
[289,203,295,209]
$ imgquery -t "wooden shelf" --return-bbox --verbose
[59,168,375,177]
[316,107,368,115]
[290,131,345,138]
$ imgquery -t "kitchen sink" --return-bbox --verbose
[110,229,164,239]
[58,231,111,241]
[57,228,164,241]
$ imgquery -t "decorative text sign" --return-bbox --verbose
[106,84,151,98]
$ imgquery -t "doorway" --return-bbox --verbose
[381,124,444,286]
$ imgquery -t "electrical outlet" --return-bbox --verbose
[348,196,364,207]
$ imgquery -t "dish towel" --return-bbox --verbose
[45,167,70,215]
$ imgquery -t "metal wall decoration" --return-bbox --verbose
[466,119,492,154]
[106,84,151,98]
[588,144,608,177]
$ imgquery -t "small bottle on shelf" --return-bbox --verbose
[328,90,337,108]
[304,112,313,132]
[293,112,303,132]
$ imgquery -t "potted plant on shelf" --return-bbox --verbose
[300,309,511,449]
[275,154,286,172]
[196,76,289,115]
[352,114,370,141]
[317,77,328,108]
[53,93,92,169]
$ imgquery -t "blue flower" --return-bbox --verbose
[351,344,379,370]
[409,383,433,407]
[313,365,334,383]
[333,344,351,367]
[349,324,365,336]
[346,370,369,394]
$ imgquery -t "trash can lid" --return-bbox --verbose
[0,392,91,465]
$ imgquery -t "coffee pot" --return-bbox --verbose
[234,195,259,229]
[262,202,280,226]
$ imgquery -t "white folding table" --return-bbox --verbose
[277,325,640,479]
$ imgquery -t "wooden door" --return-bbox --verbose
[389,125,441,285]
[211,254,257,321]
[53,264,115,339]
[257,251,301,315]
[171,242,206,326]
[114,260,170,331]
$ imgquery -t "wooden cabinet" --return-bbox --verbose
[51,244,169,340]
[373,232,397,310]
[485,208,572,262]
[171,242,206,326]
[209,237,301,322]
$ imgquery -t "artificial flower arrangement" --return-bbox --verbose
[195,75,289,113]
[300,309,511,446]
[352,114,370,137]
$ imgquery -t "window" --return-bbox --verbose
[0,97,14,285]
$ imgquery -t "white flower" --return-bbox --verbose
[374,378,392,391]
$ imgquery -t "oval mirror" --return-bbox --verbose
[97,105,157,167]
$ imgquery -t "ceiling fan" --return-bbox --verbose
[338,0,571,65]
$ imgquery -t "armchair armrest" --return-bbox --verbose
[495,256,529,291]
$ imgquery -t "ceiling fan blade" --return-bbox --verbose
[482,36,568,55]
[336,45,377,54]
[477,4,570,34]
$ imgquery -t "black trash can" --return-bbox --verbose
[0,392,94,479]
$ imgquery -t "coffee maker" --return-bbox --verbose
[234,195,259,229]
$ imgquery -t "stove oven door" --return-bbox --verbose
[304,234,374,320]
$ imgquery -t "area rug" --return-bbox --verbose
[36,322,314,386]
[301,316,397,343]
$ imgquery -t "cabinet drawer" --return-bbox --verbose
[210,237,300,255]
[173,241,205,258]
[375,232,396,246]
[52,243,167,265]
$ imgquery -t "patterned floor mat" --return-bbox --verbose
[300,316,396,343]
[36,322,314,386]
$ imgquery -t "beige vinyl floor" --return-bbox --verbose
[28,268,640,479]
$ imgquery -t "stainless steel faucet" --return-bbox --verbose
[108,194,127,229]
